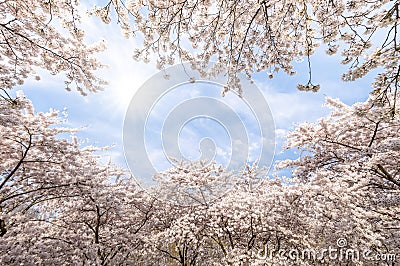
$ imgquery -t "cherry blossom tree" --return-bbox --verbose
[0,91,97,236]
[0,173,155,265]
[3,0,398,98]
[136,162,368,265]
[95,0,400,97]
[0,91,107,258]
[0,91,156,265]
[277,95,400,262]
[0,0,107,95]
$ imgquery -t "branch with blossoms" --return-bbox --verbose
[94,0,400,108]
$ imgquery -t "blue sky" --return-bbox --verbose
[122,64,275,186]
[11,5,376,185]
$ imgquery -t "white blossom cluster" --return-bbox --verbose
[0,0,107,95]
[96,0,399,97]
